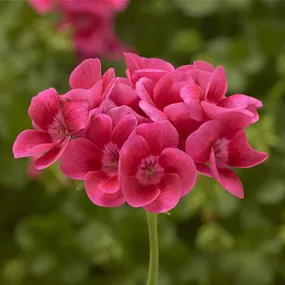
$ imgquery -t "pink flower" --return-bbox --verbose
[73,27,132,60]
[59,1,129,59]
[119,121,197,213]
[29,0,54,14]
[185,112,268,198]
[60,114,137,207]
[177,62,262,123]
[67,58,149,124]
[124,53,175,87]
[13,88,89,169]
[63,58,116,112]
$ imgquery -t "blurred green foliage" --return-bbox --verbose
[0,0,284,284]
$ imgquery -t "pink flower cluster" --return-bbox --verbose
[29,0,131,59]
[13,54,268,213]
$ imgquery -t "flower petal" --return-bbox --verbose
[102,68,116,95]
[216,111,252,140]
[163,102,189,120]
[196,163,213,177]
[139,101,168,122]
[137,121,179,155]
[205,66,227,102]
[62,88,91,102]
[98,175,120,193]
[153,71,190,110]
[85,171,125,207]
[176,61,215,73]
[110,82,139,108]
[144,173,181,213]
[201,101,253,120]
[89,80,104,109]
[107,106,150,125]
[183,69,212,94]
[112,114,137,149]
[124,52,174,75]
[28,88,61,131]
[60,138,102,179]
[13,130,54,158]
[69,58,102,89]
[227,131,268,168]
[164,103,202,149]
[180,83,205,121]
[209,148,244,198]
[85,114,112,149]
[119,135,150,177]
[62,100,90,135]
[135,77,155,104]
[120,176,160,207]
[206,66,228,102]
[159,148,197,196]
[218,94,263,123]
[132,69,170,86]
[194,60,215,72]
[185,120,221,163]
[35,137,70,170]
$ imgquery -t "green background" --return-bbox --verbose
[0,0,284,284]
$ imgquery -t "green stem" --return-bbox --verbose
[146,212,159,285]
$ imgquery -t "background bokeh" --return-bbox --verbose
[0,0,284,284]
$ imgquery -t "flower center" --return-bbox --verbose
[57,127,67,134]
[48,115,68,140]
[101,142,119,176]
[135,156,164,186]
[213,137,229,167]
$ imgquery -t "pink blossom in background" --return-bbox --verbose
[29,0,131,59]
[29,0,54,14]
[13,54,268,211]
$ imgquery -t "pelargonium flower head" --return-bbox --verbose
[185,111,268,198]
[13,88,89,170]
[119,121,197,213]
[124,52,175,87]
[60,114,137,207]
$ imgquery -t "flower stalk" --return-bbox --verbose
[146,212,159,285]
